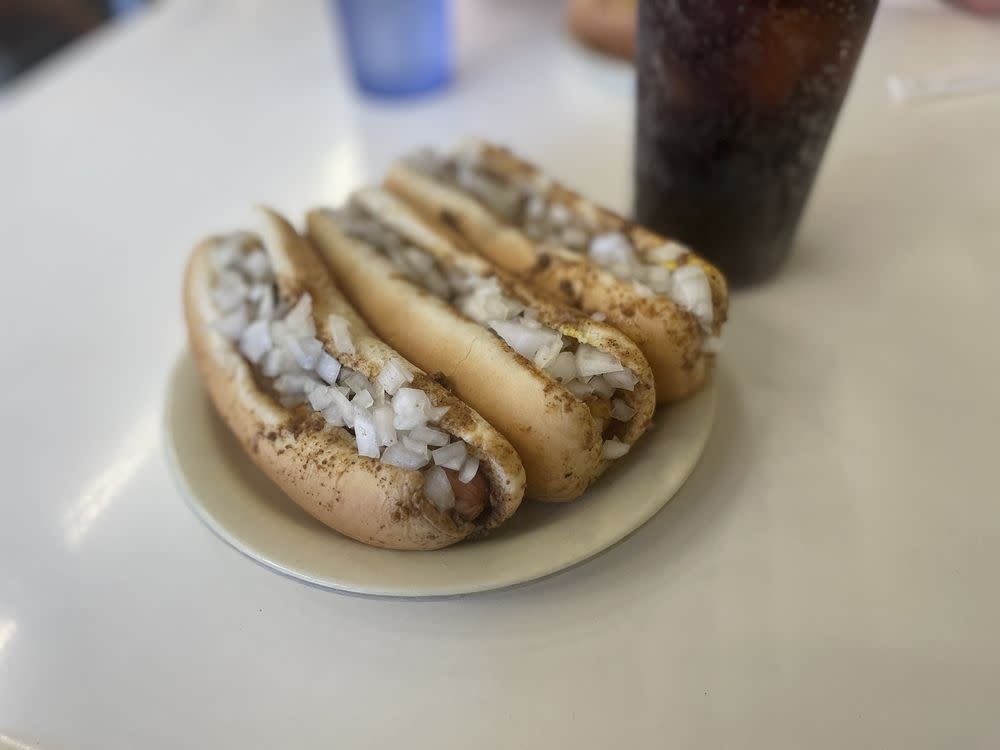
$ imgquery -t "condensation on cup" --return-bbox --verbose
[633,0,879,285]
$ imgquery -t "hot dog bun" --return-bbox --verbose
[306,190,655,502]
[184,208,524,550]
[384,139,729,403]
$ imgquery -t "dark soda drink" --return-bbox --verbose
[634,0,879,285]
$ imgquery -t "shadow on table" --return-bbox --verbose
[487,362,752,597]
[347,361,754,641]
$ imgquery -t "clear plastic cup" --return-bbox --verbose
[335,0,452,98]
[633,0,879,286]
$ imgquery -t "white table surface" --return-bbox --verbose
[2,1,999,748]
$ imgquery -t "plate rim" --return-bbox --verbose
[163,350,717,598]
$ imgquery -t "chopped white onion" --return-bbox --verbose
[308,385,336,412]
[610,398,636,422]
[533,334,564,369]
[217,268,249,292]
[601,439,630,460]
[602,368,638,391]
[273,373,315,395]
[219,213,652,491]
[278,393,305,408]
[671,264,714,330]
[548,202,570,226]
[326,388,354,428]
[254,286,276,321]
[243,248,272,282]
[427,404,451,421]
[392,387,433,430]
[423,465,456,512]
[455,165,522,221]
[288,336,323,370]
[210,238,241,271]
[341,370,372,396]
[432,441,467,471]
[351,389,375,410]
[382,443,429,471]
[422,267,453,299]
[409,426,451,447]
[211,288,244,316]
[247,283,269,302]
[561,226,589,250]
[545,351,577,382]
[589,232,634,268]
[369,383,387,407]
[525,194,546,220]
[353,407,380,458]
[575,343,624,377]
[564,379,596,398]
[321,404,346,427]
[403,246,435,275]
[376,358,414,396]
[402,435,431,459]
[268,319,290,349]
[590,311,607,322]
[211,276,247,313]
[489,319,560,362]
[260,348,297,378]
[209,233,482,494]
[458,455,480,484]
[284,294,315,338]
[434,153,718,344]
[645,265,673,294]
[458,279,524,323]
[238,319,272,363]
[373,406,397,447]
[327,314,355,354]
[315,352,342,384]
[215,305,249,341]
[336,209,642,433]
[590,375,616,399]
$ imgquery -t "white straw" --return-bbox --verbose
[888,68,1000,104]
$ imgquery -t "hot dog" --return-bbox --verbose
[384,138,729,403]
[183,207,525,550]
[306,189,656,502]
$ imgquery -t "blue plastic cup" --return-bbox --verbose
[336,0,452,98]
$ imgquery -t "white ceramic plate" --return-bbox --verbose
[164,352,717,597]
